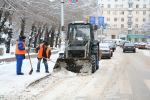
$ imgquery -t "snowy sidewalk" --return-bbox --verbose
[0,52,59,98]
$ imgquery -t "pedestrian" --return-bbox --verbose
[15,35,26,75]
[36,41,51,73]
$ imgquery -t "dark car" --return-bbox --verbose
[123,43,136,53]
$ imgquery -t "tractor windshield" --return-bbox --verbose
[68,24,91,41]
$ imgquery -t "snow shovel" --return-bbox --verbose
[27,51,33,75]
[42,57,56,63]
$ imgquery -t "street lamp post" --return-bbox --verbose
[61,0,64,41]
[99,3,104,42]
[61,0,64,30]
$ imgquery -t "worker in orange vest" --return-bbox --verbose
[15,35,27,75]
[36,41,51,73]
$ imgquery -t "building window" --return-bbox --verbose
[120,11,124,15]
[143,18,146,22]
[114,18,117,22]
[107,11,110,14]
[135,18,138,22]
[129,11,132,15]
[136,4,139,8]
[107,18,110,21]
[129,4,132,8]
[115,4,117,8]
[135,24,138,28]
[128,25,132,28]
[121,18,124,22]
[115,0,118,2]
[136,11,139,14]
[143,11,146,15]
[143,4,146,8]
[113,11,117,15]
[121,24,124,28]
[108,4,111,8]
[120,4,123,8]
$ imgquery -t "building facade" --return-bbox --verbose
[98,0,150,41]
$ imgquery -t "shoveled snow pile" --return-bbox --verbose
[4,68,78,100]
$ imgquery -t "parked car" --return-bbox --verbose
[138,42,147,49]
[134,42,139,48]
[123,43,136,53]
[103,40,116,52]
[99,43,113,59]
[145,42,150,50]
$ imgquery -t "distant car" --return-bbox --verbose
[145,42,150,50]
[99,43,113,59]
[123,43,136,53]
[138,42,147,49]
[134,42,139,48]
[121,41,130,48]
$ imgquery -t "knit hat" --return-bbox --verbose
[19,35,26,40]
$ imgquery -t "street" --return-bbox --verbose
[23,47,150,100]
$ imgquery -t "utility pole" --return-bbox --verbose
[98,0,103,42]
[61,0,64,41]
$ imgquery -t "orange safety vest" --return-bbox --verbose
[46,47,51,58]
[37,43,44,58]
[15,41,26,55]
[37,44,51,59]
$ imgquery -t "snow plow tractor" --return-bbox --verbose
[54,22,99,74]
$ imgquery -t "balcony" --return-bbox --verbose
[128,20,133,24]
[128,28,132,30]
[128,0,133,4]
[128,8,133,11]
[128,15,133,18]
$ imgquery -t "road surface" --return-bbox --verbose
[24,47,150,100]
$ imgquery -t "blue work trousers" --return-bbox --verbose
[16,58,23,74]
[37,59,48,72]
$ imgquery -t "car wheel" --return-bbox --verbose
[111,52,113,57]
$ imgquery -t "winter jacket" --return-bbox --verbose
[37,43,51,59]
[15,40,26,59]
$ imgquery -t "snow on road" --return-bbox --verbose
[20,48,123,100]
[139,49,150,57]
[2,47,149,100]
[0,52,59,99]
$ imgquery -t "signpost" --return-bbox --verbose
[98,16,104,28]
[89,16,96,25]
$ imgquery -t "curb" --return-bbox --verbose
[0,50,59,63]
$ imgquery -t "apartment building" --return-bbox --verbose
[98,0,150,41]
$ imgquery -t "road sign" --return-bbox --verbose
[98,16,104,27]
[89,16,96,25]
